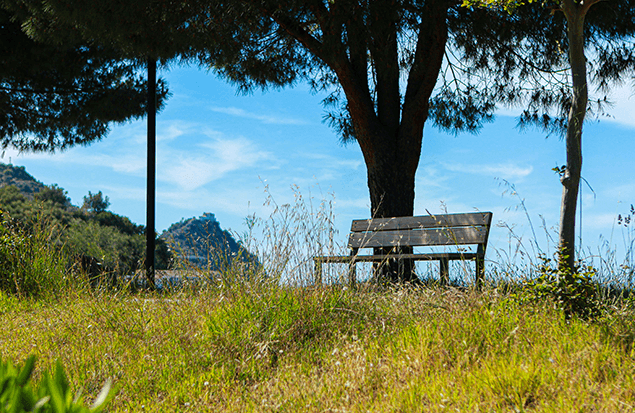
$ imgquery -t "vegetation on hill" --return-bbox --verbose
[0,163,46,198]
[0,162,170,284]
[161,212,258,272]
[0,163,255,290]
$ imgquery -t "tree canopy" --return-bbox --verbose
[82,190,110,214]
[0,7,169,151]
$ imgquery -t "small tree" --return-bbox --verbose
[463,0,635,272]
[82,191,110,214]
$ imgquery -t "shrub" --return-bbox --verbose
[64,220,144,277]
[513,252,601,320]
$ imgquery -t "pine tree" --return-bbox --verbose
[0,8,168,151]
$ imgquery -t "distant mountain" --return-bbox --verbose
[160,213,258,271]
[0,163,46,197]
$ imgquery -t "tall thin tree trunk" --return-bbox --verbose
[559,0,594,273]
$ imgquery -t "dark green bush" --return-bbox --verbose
[0,215,69,298]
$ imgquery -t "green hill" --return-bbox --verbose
[1,162,256,277]
[0,163,46,197]
[0,162,162,278]
[161,212,257,272]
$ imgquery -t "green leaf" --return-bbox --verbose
[15,355,36,387]
[53,361,69,396]
[44,373,66,413]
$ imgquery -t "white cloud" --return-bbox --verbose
[98,184,146,202]
[2,145,148,176]
[333,197,370,211]
[210,106,309,125]
[601,183,635,202]
[157,121,192,142]
[416,165,451,189]
[159,137,272,191]
[442,162,533,180]
[582,212,619,231]
[298,152,363,170]
[596,84,635,129]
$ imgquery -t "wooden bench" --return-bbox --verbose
[314,212,493,286]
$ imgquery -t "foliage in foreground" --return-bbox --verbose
[1,283,635,412]
[0,355,113,413]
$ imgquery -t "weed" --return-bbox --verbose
[0,355,114,412]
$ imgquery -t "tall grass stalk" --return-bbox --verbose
[0,212,81,298]
[243,185,345,286]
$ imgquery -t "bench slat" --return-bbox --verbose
[350,212,492,232]
[347,226,487,248]
[314,252,478,263]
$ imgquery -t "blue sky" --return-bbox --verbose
[3,65,635,262]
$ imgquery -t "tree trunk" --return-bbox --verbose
[350,1,446,284]
[559,0,593,273]
[366,131,420,283]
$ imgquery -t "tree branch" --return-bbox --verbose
[402,0,449,126]
[369,0,401,133]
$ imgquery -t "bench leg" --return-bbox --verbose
[314,260,322,286]
[440,258,449,285]
[348,261,356,288]
[475,255,484,289]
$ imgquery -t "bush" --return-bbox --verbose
[64,221,144,277]
[0,355,113,413]
[513,252,601,320]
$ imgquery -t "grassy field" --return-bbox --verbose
[4,194,635,411]
[2,281,635,412]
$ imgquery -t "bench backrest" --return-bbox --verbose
[347,212,493,250]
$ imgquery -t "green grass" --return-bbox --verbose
[2,283,635,412]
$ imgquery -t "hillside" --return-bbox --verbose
[160,213,257,271]
[0,163,46,197]
[0,162,161,275]
[1,162,256,275]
